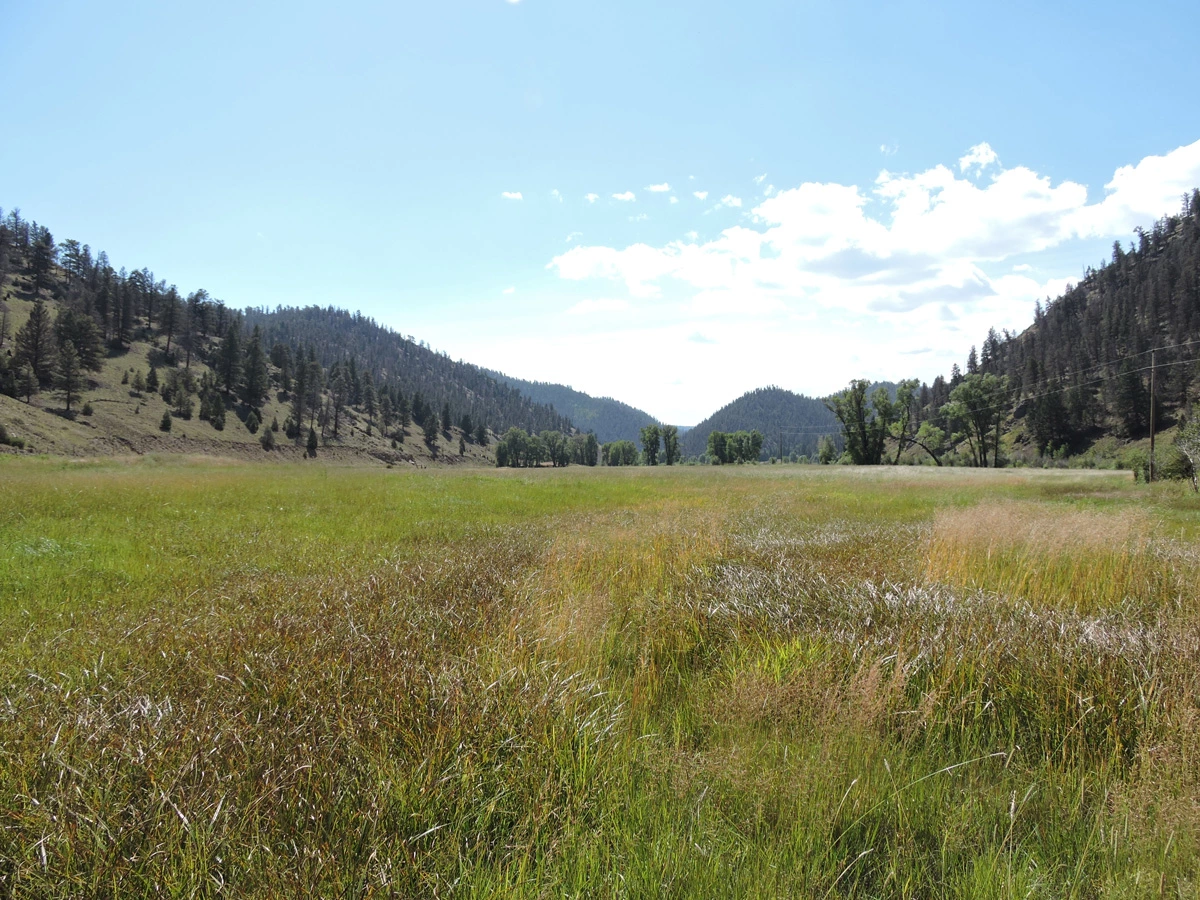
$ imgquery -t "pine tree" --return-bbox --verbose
[217,324,243,396]
[54,341,84,412]
[307,427,318,458]
[29,231,56,296]
[160,410,172,432]
[14,297,55,383]
[17,363,37,402]
[241,325,269,407]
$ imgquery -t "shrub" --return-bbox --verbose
[81,402,94,416]
[246,410,260,434]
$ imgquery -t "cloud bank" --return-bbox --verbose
[551,140,1200,317]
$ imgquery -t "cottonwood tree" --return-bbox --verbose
[826,379,894,465]
[661,425,680,465]
[944,373,1010,467]
[1175,416,1200,492]
[640,424,660,465]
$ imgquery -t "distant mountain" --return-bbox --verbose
[486,370,657,443]
[680,386,841,460]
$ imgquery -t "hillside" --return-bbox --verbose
[485,369,658,443]
[680,386,841,459]
[0,207,560,463]
[908,190,1200,464]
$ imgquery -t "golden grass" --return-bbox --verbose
[925,500,1172,611]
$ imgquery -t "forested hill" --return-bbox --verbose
[934,190,1200,457]
[0,206,568,460]
[680,386,841,459]
[243,307,572,435]
[485,370,657,443]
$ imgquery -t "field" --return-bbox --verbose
[2,459,1200,897]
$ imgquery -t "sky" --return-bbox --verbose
[4,0,1200,425]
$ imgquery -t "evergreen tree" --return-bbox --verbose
[441,402,452,434]
[1113,358,1149,437]
[216,324,243,396]
[29,230,56,296]
[160,287,181,355]
[17,363,37,402]
[14,297,55,383]
[307,427,318,457]
[54,341,84,412]
[54,308,104,372]
[241,325,269,407]
[474,423,488,446]
[160,410,172,432]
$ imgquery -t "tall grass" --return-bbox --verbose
[1,460,1198,896]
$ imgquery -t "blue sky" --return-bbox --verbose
[5,0,1200,424]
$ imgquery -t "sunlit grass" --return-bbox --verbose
[1,459,1198,896]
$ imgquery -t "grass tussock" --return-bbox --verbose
[1,461,1199,896]
[926,500,1174,611]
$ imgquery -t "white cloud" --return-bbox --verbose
[501,191,523,200]
[566,297,631,315]
[585,193,599,203]
[717,195,743,208]
[612,191,636,202]
[763,184,776,197]
[566,231,583,243]
[502,286,516,294]
[880,142,899,157]
[670,196,679,204]
[646,183,671,192]
[693,191,708,200]
[959,142,1000,175]
[1072,139,1200,237]
[551,189,563,203]
[629,214,649,222]
[685,231,699,240]
[754,173,767,184]
[551,139,1200,318]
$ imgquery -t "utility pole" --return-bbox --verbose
[1150,349,1156,483]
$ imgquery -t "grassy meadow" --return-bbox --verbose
[2,459,1200,897]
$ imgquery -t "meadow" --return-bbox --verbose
[2,458,1199,898]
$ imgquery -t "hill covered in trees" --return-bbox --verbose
[0,207,569,461]
[485,370,657,443]
[680,386,841,460]
[885,190,1200,467]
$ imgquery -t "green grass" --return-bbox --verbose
[2,460,1199,897]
